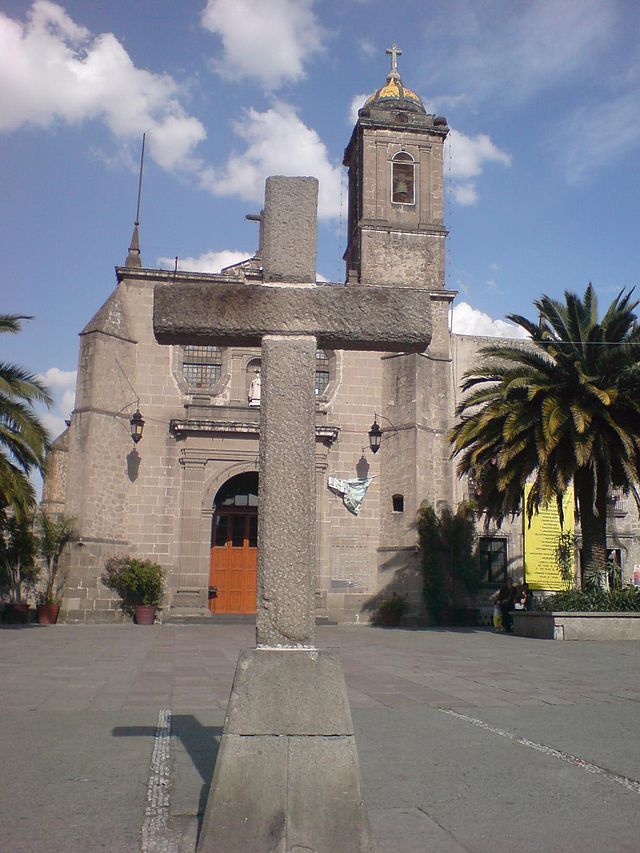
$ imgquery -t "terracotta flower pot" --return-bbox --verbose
[37,603,60,625]
[134,604,156,625]
[6,602,29,624]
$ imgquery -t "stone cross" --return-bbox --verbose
[386,41,402,74]
[153,176,432,852]
[154,176,432,649]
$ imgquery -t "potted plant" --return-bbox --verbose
[376,592,407,627]
[35,512,76,624]
[101,556,165,624]
[0,515,39,623]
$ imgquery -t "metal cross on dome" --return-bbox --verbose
[386,42,402,74]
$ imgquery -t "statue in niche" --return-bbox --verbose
[248,371,261,407]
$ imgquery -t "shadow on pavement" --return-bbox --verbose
[113,715,223,826]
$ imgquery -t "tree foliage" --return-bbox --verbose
[36,512,76,604]
[449,285,640,575]
[554,531,577,590]
[0,315,52,519]
[0,512,39,602]
[417,500,482,620]
[538,587,640,612]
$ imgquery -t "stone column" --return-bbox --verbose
[173,455,208,609]
[257,334,316,647]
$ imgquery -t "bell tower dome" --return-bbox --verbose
[343,44,449,288]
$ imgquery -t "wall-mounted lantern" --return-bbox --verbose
[129,408,145,444]
[368,415,383,454]
[368,412,400,454]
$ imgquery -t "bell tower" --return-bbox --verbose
[343,46,456,592]
[343,43,449,289]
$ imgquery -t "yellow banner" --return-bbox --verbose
[524,484,574,591]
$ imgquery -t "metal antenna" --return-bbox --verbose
[135,132,146,226]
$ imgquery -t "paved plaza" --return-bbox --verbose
[1,623,640,852]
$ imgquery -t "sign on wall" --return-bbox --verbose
[524,484,575,591]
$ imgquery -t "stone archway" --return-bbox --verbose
[209,472,258,614]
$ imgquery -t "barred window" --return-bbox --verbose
[182,346,222,389]
[315,349,330,395]
[479,537,507,585]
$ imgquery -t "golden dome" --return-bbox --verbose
[363,44,426,114]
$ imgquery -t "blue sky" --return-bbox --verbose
[1,0,639,440]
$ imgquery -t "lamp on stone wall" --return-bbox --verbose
[115,358,145,445]
[368,415,383,454]
[368,412,399,454]
[129,408,145,444]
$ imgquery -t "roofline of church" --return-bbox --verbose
[115,266,258,285]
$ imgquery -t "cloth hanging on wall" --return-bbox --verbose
[327,476,374,516]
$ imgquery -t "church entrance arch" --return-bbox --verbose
[209,472,258,614]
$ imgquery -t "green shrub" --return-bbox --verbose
[102,556,165,613]
[378,592,407,616]
[0,515,39,603]
[538,586,640,612]
[417,500,482,622]
[373,593,408,626]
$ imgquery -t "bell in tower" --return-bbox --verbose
[343,44,449,289]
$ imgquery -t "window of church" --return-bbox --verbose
[182,345,222,389]
[479,537,507,585]
[215,472,259,508]
[315,349,330,395]
[392,494,404,513]
[391,152,415,205]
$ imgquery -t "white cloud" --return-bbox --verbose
[445,128,511,205]
[209,102,342,219]
[201,0,325,90]
[560,84,640,182]
[35,366,77,440]
[450,182,478,206]
[40,411,68,440]
[451,302,528,339]
[36,366,76,389]
[426,0,617,104]
[349,93,368,124]
[358,37,376,59]
[0,2,207,177]
[157,250,252,274]
[446,129,511,179]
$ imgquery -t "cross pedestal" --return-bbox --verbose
[154,177,432,852]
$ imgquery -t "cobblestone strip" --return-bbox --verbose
[141,709,172,852]
[441,708,640,796]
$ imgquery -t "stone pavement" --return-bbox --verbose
[1,623,640,852]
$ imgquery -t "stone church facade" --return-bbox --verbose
[42,56,640,623]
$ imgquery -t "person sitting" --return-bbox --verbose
[494,577,517,633]
[519,582,534,611]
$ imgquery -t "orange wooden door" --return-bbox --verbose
[209,510,257,613]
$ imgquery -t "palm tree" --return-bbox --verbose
[0,315,52,519]
[37,511,76,605]
[449,284,640,576]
